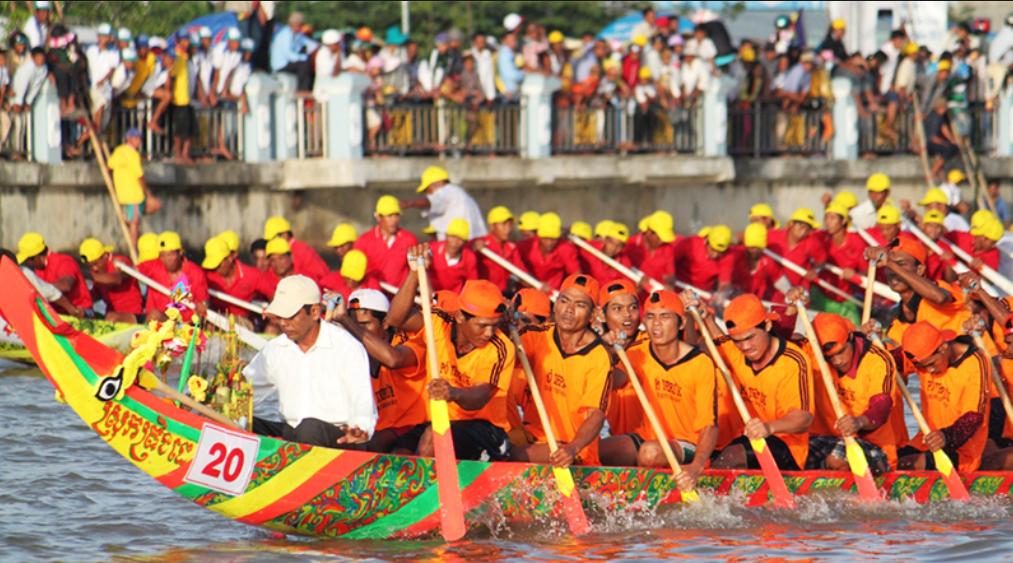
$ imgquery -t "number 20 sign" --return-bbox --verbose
[184,423,261,496]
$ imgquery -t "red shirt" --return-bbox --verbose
[766,229,828,287]
[944,231,1000,271]
[925,238,957,281]
[472,235,529,292]
[206,261,277,318]
[862,226,921,248]
[580,239,633,286]
[93,255,144,315]
[429,241,478,293]
[319,271,381,299]
[353,226,419,287]
[672,236,737,292]
[817,230,868,300]
[733,249,784,302]
[519,238,581,291]
[289,238,330,284]
[624,239,678,285]
[38,252,92,313]
[144,259,210,323]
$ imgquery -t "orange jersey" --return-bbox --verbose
[999,358,1013,439]
[627,341,717,444]
[430,310,515,430]
[886,281,967,357]
[606,331,648,436]
[716,333,814,469]
[506,364,529,432]
[519,325,614,465]
[373,329,429,431]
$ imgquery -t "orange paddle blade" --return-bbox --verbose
[845,439,882,502]
[431,399,467,541]
[552,466,591,534]
[751,438,796,509]
[933,450,970,501]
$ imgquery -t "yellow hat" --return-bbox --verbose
[632,34,648,47]
[948,169,967,184]
[901,42,918,56]
[218,230,240,252]
[867,173,891,192]
[570,221,592,241]
[326,223,358,247]
[16,233,46,264]
[159,231,182,252]
[79,238,113,264]
[138,233,159,263]
[918,188,949,206]
[832,18,846,30]
[937,59,952,71]
[548,30,564,44]
[638,215,652,232]
[698,226,712,238]
[602,58,619,72]
[740,46,756,62]
[487,205,514,225]
[749,203,775,220]
[833,191,859,209]
[202,237,231,270]
[537,213,562,239]
[789,208,821,228]
[743,223,768,249]
[972,209,996,229]
[376,195,402,216]
[265,237,291,257]
[595,220,615,239]
[606,222,630,243]
[421,225,436,235]
[638,66,651,79]
[972,219,1004,242]
[446,218,471,240]
[417,166,449,193]
[824,201,851,223]
[923,210,946,225]
[877,205,901,225]
[519,211,541,231]
[263,216,292,240]
[707,225,733,252]
[340,249,368,281]
[647,211,676,244]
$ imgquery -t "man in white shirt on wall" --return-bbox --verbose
[399,166,488,240]
[313,29,342,100]
[22,1,51,49]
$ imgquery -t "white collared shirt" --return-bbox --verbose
[212,42,244,94]
[424,183,488,240]
[247,320,377,436]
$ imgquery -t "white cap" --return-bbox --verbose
[149,36,167,50]
[34,1,51,9]
[227,27,242,41]
[265,276,321,318]
[97,23,113,36]
[322,29,341,46]
[504,13,523,32]
[348,289,390,313]
[121,48,137,62]
[199,26,213,39]
[240,38,255,52]
[116,27,132,41]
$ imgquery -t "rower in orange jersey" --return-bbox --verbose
[263,216,330,284]
[579,222,635,286]
[505,288,553,446]
[518,213,581,291]
[429,219,478,294]
[319,250,381,299]
[980,314,1013,470]
[472,206,544,294]
[624,211,679,290]
[897,321,990,472]
[510,274,618,467]
[672,225,738,294]
[734,223,789,303]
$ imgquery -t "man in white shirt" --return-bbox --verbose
[210,27,244,106]
[10,47,48,154]
[850,173,895,230]
[907,187,970,233]
[878,30,906,95]
[22,1,50,49]
[110,48,138,100]
[399,166,488,240]
[468,33,496,102]
[630,7,657,41]
[193,26,214,108]
[248,275,377,448]
[313,29,342,100]
[681,43,710,106]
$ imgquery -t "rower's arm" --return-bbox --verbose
[51,275,75,294]
[690,424,718,468]
[90,270,126,286]
[566,408,606,455]
[398,197,431,210]
[448,381,496,411]
[339,316,419,370]
[769,408,813,435]
[387,269,424,334]
[885,259,953,306]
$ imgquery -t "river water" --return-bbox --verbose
[5,364,1013,563]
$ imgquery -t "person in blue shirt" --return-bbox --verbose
[986,181,1012,228]
[270,11,318,92]
[497,33,524,100]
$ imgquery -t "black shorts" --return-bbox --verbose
[622,432,697,464]
[804,434,892,476]
[896,444,959,471]
[396,420,510,461]
[727,434,800,471]
[989,397,1008,441]
[171,104,197,140]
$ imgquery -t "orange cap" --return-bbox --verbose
[560,273,600,307]
[724,294,779,335]
[1001,296,1013,312]
[433,290,460,314]
[599,279,638,307]
[644,290,685,317]
[1002,313,1013,337]
[457,280,505,318]
[512,288,552,318]
[812,313,852,356]
[892,237,927,265]
[901,320,956,363]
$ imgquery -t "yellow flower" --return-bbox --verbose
[188,376,208,403]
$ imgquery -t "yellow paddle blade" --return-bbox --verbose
[845,440,871,478]
[137,370,159,390]
[552,466,576,497]
[681,488,701,503]
[933,449,956,476]
[750,438,767,454]
[430,398,451,434]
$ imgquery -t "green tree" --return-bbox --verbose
[60,1,215,38]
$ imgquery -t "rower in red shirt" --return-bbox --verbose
[144,232,209,323]
[16,233,92,317]
[624,211,679,288]
[672,225,737,293]
[263,216,329,284]
[579,222,634,286]
[862,205,920,247]
[943,219,1002,272]
[920,211,959,282]
[735,223,787,302]
[519,212,580,291]
[79,238,144,324]
[766,208,827,288]
[472,206,540,293]
[136,233,161,277]
[353,195,419,287]
[429,218,478,293]
[325,223,358,266]
[265,238,320,290]
[517,211,541,240]
[202,237,276,320]
[814,201,869,324]
[320,249,381,299]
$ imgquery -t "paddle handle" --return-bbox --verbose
[972,332,1013,430]
[822,261,898,302]
[416,258,443,384]
[868,333,933,434]
[139,371,239,429]
[763,249,861,306]
[688,308,752,423]
[477,247,559,301]
[862,260,877,326]
[567,235,663,291]
[209,289,265,315]
[613,345,684,474]
[796,304,849,422]
[86,118,139,265]
[509,327,561,452]
[379,281,422,305]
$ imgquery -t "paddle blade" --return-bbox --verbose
[680,488,701,503]
[750,438,796,509]
[845,439,882,502]
[933,449,970,501]
[429,399,467,541]
[551,466,591,535]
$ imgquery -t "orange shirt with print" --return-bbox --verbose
[627,341,717,443]
[606,331,648,436]
[373,328,430,431]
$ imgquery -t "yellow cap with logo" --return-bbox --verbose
[570,221,592,241]
[594,220,614,239]
[340,249,368,281]
[923,210,946,225]
[327,224,358,247]
[877,205,901,225]
[417,166,450,193]
[606,222,630,243]
[138,233,160,263]
[446,218,471,240]
[743,222,768,249]
[789,208,821,228]
[218,230,240,252]
[159,231,183,252]
[79,238,114,264]
[16,233,45,264]
[263,216,292,240]
[707,225,733,252]
[518,211,540,231]
[487,205,514,225]
[202,237,231,269]
[265,238,291,257]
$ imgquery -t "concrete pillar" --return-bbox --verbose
[701,75,731,157]
[242,72,280,163]
[316,73,371,159]
[831,76,858,161]
[273,73,299,161]
[31,81,61,163]
[520,74,560,159]
[998,85,1013,157]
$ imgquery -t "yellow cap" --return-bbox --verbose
[326,224,358,247]
[833,191,859,209]
[749,203,775,219]
[263,216,292,240]
[487,205,514,225]
[602,58,619,72]
[519,211,541,231]
[937,59,951,71]
[707,225,733,252]
[548,30,564,44]
[867,173,891,192]
[638,66,651,79]
[79,238,113,264]
[923,210,946,225]
[740,46,755,62]
[743,222,768,248]
[632,34,648,47]
[375,195,402,216]
[877,205,901,225]
[902,42,919,55]
[202,237,231,270]
[972,209,996,229]
[417,166,450,193]
[570,221,592,241]
[789,208,821,228]
[595,220,615,239]
[638,215,652,232]
[698,226,712,238]
[648,211,676,244]
[824,201,851,223]
[421,225,436,235]
[340,249,368,281]
[16,233,45,264]
[948,169,967,184]
[265,237,291,257]
[832,18,846,30]
[918,188,949,206]
[537,213,562,239]
[606,222,630,243]
[218,230,240,252]
[159,231,182,252]
[446,218,471,240]
[138,233,159,263]
[972,219,1004,242]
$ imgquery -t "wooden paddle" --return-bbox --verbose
[477,247,559,301]
[612,339,700,503]
[867,328,970,501]
[763,249,862,306]
[687,306,796,509]
[862,258,878,326]
[414,255,467,542]
[509,325,592,533]
[795,303,881,502]
[210,289,266,315]
[822,262,899,302]
[136,370,239,429]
